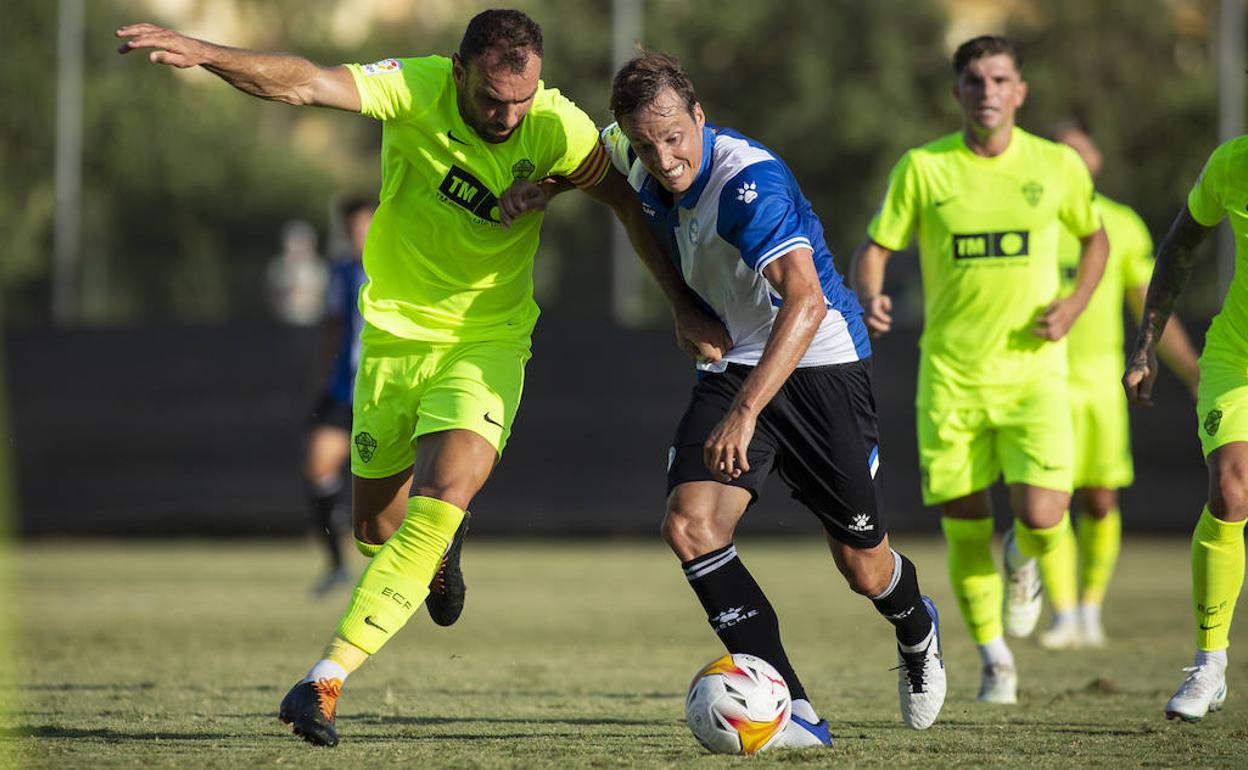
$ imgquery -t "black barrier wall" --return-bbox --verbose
[7,321,1207,537]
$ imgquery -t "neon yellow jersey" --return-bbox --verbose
[1189,135,1248,357]
[1058,193,1153,390]
[868,128,1099,406]
[345,55,607,343]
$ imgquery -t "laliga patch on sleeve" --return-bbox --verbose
[361,58,402,76]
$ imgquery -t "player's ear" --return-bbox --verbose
[451,53,466,89]
[1015,79,1029,109]
[692,101,705,129]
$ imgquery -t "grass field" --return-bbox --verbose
[3,536,1247,768]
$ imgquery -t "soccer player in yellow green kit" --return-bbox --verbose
[1050,124,1200,649]
[850,36,1108,703]
[117,11,728,747]
[1126,135,1248,721]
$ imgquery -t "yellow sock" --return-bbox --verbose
[1192,506,1247,651]
[323,636,370,675]
[1077,509,1121,606]
[941,517,1003,644]
[355,539,383,558]
[1013,513,1078,612]
[335,496,465,654]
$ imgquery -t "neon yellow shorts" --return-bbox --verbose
[1069,379,1134,490]
[350,326,531,478]
[917,380,1073,505]
[1196,349,1248,457]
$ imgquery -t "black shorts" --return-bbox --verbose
[666,359,886,548]
[309,391,352,431]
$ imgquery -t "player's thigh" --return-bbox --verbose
[917,403,997,506]
[664,481,753,560]
[349,341,435,480]
[995,379,1073,494]
[765,360,885,547]
[666,366,778,509]
[409,429,499,511]
[415,338,531,459]
[1070,383,1134,490]
[1196,353,1248,460]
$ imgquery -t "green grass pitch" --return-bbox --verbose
[3,536,1247,768]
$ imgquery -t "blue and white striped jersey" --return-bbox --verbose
[602,122,869,369]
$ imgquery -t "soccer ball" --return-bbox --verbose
[684,653,791,754]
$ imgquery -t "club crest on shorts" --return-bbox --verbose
[1205,409,1223,436]
[354,431,378,462]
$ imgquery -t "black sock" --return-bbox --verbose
[870,550,932,647]
[682,544,807,702]
[308,479,344,570]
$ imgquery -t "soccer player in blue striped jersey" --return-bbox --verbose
[509,51,948,739]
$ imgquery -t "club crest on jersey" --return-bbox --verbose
[438,164,500,223]
[688,218,700,244]
[511,159,535,180]
[361,58,402,76]
[1206,409,1223,436]
[736,181,758,204]
[1022,180,1043,207]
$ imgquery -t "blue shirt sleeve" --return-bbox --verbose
[716,160,811,273]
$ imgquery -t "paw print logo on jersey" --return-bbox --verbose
[736,181,758,204]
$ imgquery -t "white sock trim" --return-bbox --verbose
[790,698,818,722]
[977,636,1014,667]
[683,545,738,580]
[1195,649,1228,668]
[869,549,903,602]
[304,659,348,684]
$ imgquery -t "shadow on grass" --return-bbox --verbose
[1,725,230,741]
[8,683,157,692]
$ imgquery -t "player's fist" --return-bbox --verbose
[116,23,211,68]
[675,305,730,364]
[862,294,893,338]
[1123,347,1159,407]
[499,180,552,228]
[1033,297,1080,341]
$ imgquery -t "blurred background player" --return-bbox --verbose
[118,9,727,748]
[851,35,1108,704]
[1047,123,1200,648]
[1125,135,1248,722]
[267,219,328,326]
[599,51,947,738]
[304,197,375,596]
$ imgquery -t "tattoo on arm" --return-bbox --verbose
[1138,208,1214,352]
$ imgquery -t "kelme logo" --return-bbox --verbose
[1022,180,1043,207]
[354,431,378,462]
[1205,409,1223,436]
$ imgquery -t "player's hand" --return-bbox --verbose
[499,180,550,228]
[1033,297,1082,340]
[704,407,756,483]
[116,23,212,68]
[862,294,893,338]
[674,305,731,364]
[1123,347,1160,407]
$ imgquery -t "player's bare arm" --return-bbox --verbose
[579,168,731,362]
[1033,225,1108,340]
[849,238,894,338]
[703,248,826,483]
[1125,207,1215,406]
[1128,284,1201,397]
[116,23,360,111]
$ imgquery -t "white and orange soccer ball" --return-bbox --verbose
[684,653,792,754]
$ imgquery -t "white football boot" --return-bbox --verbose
[897,596,946,729]
[1038,614,1082,650]
[1002,529,1042,638]
[1165,664,1228,722]
[977,662,1018,705]
[772,714,832,748]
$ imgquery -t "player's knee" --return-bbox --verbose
[840,552,891,596]
[661,509,726,561]
[1209,477,1248,522]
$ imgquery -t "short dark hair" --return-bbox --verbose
[953,35,1022,76]
[458,9,543,72]
[338,195,376,221]
[610,51,698,123]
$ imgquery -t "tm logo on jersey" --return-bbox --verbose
[952,230,1029,260]
[438,165,500,223]
[736,181,758,204]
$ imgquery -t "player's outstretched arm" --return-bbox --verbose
[583,168,731,362]
[849,238,894,338]
[1128,284,1200,398]
[1034,226,1108,340]
[703,249,825,483]
[116,23,360,111]
[1125,206,1214,406]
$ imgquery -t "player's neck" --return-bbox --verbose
[962,123,1014,158]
